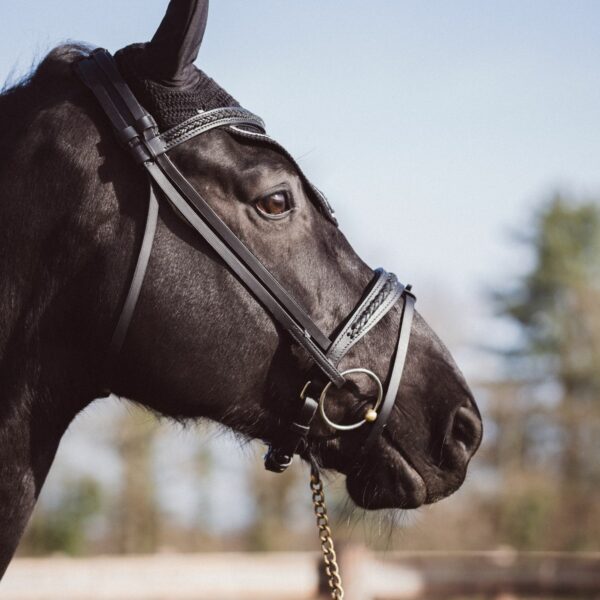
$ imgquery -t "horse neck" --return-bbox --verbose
[0,98,141,574]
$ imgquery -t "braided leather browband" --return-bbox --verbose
[76,48,416,472]
[159,108,265,150]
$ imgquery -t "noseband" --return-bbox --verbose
[76,49,416,473]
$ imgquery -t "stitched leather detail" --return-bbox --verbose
[327,270,403,366]
[349,275,399,340]
[326,270,387,363]
[160,107,265,150]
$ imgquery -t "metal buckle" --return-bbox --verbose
[264,446,293,473]
[318,368,383,431]
[299,380,312,400]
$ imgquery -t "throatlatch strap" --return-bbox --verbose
[108,183,159,362]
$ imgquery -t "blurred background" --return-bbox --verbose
[1,1,599,598]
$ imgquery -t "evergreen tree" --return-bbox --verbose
[491,195,600,550]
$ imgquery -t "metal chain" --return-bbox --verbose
[310,467,345,599]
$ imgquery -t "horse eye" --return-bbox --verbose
[256,191,291,217]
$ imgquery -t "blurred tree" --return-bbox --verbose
[245,455,307,551]
[113,406,160,554]
[490,195,600,550]
[20,477,102,556]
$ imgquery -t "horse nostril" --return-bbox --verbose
[450,399,483,458]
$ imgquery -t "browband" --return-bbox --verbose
[159,108,265,151]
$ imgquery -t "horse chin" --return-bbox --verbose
[345,447,428,510]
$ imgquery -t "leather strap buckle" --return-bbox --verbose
[264,389,319,473]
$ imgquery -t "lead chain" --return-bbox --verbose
[310,468,344,599]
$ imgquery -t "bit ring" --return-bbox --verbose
[319,368,383,431]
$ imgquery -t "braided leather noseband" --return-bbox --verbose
[76,49,416,472]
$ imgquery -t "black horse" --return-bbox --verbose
[0,0,482,576]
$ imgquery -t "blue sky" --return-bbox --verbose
[2,1,600,527]
[2,0,599,361]
[0,0,600,356]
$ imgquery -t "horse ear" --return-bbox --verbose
[142,0,209,87]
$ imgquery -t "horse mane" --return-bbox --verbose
[0,44,90,155]
[0,43,97,360]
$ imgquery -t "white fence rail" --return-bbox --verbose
[1,553,318,600]
[2,549,600,600]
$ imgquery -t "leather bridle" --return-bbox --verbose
[76,49,416,473]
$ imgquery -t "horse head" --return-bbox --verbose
[0,0,482,573]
